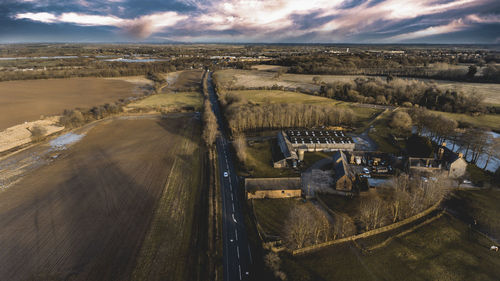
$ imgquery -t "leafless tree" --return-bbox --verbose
[332,214,356,239]
[264,252,287,280]
[358,196,387,231]
[233,133,247,164]
[284,205,314,249]
[202,100,218,147]
[483,137,500,170]
[284,204,333,249]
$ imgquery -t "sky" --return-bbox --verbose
[1,0,499,43]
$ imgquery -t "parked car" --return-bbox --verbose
[224,172,229,178]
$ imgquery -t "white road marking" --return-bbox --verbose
[237,245,240,259]
[239,265,242,280]
[231,193,233,200]
[232,203,235,212]
[248,245,253,264]
[235,229,238,241]
[232,213,237,223]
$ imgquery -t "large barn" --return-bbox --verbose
[273,129,355,168]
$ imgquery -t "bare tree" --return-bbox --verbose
[284,204,333,249]
[358,196,387,231]
[332,214,356,239]
[483,137,500,170]
[264,252,287,280]
[284,205,314,249]
[202,100,218,147]
[233,133,247,164]
[387,174,411,223]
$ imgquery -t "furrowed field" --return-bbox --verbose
[0,114,207,281]
[0,77,151,130]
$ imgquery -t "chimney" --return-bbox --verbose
[438,147,444,160]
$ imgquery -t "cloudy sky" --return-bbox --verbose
[1,0,499,43]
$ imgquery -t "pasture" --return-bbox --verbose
[282,214,500,281]
[127,91,203,112]
[0,77,150,130]
[252,198,312,239]
[164,69,203,90]
[215,69,500,105]
[0,115,206,281]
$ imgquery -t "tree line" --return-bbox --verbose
[275,54,500,83]
[319,77,487,114]
[0,57,208,82]
[201,72,218,147]
[223,101,355,134]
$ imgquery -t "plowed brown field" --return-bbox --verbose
[0,77,149,130]
[0,114,205,281]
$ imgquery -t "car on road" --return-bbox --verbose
[224,171,229,178]
[363,167,370,174]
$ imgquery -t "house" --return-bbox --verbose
[332,151,355,191]
[438,143,467,178]
[245,178,302,199]
[407,143,467,178]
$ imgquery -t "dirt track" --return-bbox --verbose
[0,115,198,281]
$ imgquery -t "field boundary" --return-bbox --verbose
[292,199,443,255]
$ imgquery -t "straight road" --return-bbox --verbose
[206,72,253,281]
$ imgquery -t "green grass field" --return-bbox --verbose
[281,214,500,281]
[252,198,309,239]
[128,91,203,111]
[216,69,500,106]
[430,110,500,131]
[367,109,403,153]
[447,189,500,240]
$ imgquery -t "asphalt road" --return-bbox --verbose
[207,72,253,281]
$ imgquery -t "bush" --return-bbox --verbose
[30,124,47,142]
[59,109,85,128]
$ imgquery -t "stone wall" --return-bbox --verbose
[291,199,442,255]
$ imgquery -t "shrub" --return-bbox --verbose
[30,124,47,142]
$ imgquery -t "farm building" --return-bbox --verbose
[272,136,298,168]
[245,177,302,199]
[408,143,467,178]
[332,151,355,191]
[273,129,355,168]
